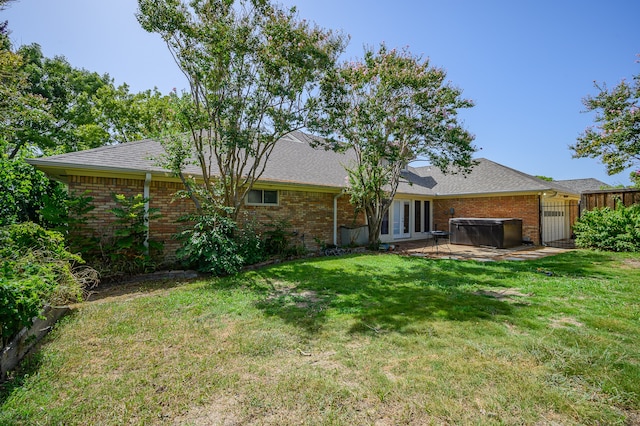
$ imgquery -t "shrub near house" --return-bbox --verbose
[0,223,94,347]
[574,202,640,252]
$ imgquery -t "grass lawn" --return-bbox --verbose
[1,250,639,425]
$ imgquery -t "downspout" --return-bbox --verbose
[143,172,152,254]
[333,192,344,246]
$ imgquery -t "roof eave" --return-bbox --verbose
[27,159,348,193]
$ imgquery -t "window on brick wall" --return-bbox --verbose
[246,189,278,205]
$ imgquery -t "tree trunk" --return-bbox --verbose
[367,218,381,247]
[366,203,384,247]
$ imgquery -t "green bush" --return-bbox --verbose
[176,208,267,276]
[573,202,640,252]
[176,210,244,276]
[39,189,98,255]
[263,218,306,257]
[0,223,94,346]
[0,221,79,262]
[235,217,266,266]
[107,194,163,274]
[0,157,65,227]
[87,194,163,277]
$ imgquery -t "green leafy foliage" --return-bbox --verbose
[573,202,640,251]
[0,156,64,226]
[137,0,346,220]
[0,221,78,261]
[38,189,98,254]
[262,218,306,257]
[0,222,90,346]
[235,216,266,266]
[176,208,244,276]
[572,64,639,176]
[175,188,266,275]
[103,194,163,275]
[0,36,52,160]
[630,169,640,187]
[13,44,181,157]
[2,34,182,164]
[312,44,475,244]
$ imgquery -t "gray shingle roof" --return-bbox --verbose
[27,131,357,189]
[27,138,169,175]
[27,132,579,197]
[552,178,609,194]
[407,158,578,196]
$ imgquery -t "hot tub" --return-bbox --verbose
[449,218,523,249]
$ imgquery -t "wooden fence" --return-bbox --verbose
[581,188,640,211]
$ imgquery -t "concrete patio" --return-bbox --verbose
[395,238,571,262]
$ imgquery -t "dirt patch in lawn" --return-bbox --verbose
[621,258,640,269]
[622,408,640,425]
[474,288,532,302]
[549,316,584,328]
[264,287,326,309]
[173,394,242,425]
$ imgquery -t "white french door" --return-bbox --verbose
[392,200,411,238]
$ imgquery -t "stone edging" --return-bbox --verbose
[1,305,71,380]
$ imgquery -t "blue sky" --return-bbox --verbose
[4,0,639,185]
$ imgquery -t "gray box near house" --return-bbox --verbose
[449,218,523,249]
[340,225,369,246]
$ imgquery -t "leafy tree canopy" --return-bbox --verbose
[137,0,346,219]
[1,22,183,227]
[572,62,640,176]
[312,44,476,244]
[12,43,182,157]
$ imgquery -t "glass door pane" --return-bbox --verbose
[403,202,410,234]
[392,201,401,236]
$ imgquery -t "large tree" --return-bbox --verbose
[14,44,181,157]
[572,66,640,176]
[313,45,476,245]
[1,30,181,225]
[136,0,346,219]
[0,30,60,225]
[0,43,52,159]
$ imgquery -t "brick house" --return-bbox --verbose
[28,131,580,260]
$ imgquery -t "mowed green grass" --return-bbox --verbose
[1,250,639,425]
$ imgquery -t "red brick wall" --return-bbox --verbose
[68,176,196,261]
[243,190,364,249]
[68,176,362,261]
[433,195,541,244]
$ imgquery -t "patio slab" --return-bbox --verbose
[397,239,571,261]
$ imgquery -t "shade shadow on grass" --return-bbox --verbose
[530,250,619,277]
[190,249,620,339]
[0,351,44,406]
[0,309,79,407]
[86,277,200,302]
[248,250,621,337]
[251,254,521,336]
